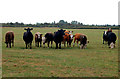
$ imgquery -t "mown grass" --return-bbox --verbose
[2,27,118,77]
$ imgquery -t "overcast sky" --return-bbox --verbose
[0,0,119,25]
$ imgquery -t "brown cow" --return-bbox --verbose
[35,32,42,47]
[63,30,74,47]
[5,31,14,48]
[73,33,89,49]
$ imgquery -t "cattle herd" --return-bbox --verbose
[5,28,117,49]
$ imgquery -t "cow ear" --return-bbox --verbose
[30,28,33,30]
[87,40,89,43]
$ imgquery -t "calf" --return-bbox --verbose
[35,32,42,47]
[42,32,54,48]
[23,28,33,49]
[5,31,14,48]
[73,33,89,49]
[54,29,66,49]
[63,30,74,47]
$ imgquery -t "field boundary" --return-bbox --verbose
[1,77,119,79]
[2,26,120,29]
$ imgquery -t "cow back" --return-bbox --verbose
[45,33,54,41]
[107,32,117,42]
[54,30,65,43]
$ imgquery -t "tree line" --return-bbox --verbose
[1,20,119,29]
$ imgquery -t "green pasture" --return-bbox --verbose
[2,27,118,77]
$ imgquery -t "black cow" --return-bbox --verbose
[103,31,117,48]
[54,29,66,49]
[23,28,33,49]
[42,32,54,48]
[107,32,117,48]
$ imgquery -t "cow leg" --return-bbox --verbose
[43,43,45,48]
[48,41,50,48]
[35,42,37,47]
[67,41,69,47]
[30,43,32,49]
[40,41,42,47]
[38,42,39,47]
[35,41,38,47]
[108,41,110,48]
[6,43,8,48]
[51,41,53,48]
[26,43,27,49]
[73,39,76,47]
[64,41,66,47]
[80,44,83,49]
[59,43,61,49]
[103,40,104,44]
[69,41,71,47]
[12,40,14,47]
[9,42,11,48]
[77,40,79,47]
[55,43,58,49]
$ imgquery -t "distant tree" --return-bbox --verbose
[10,22,14,25]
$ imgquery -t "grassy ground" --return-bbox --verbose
[2,27,118,77]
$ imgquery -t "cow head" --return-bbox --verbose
[24,28,33,32]
[69,34,74,40]
[38,34,42,39]
[69,31,73,34]
[42,37,46,48]
[104,31,107,36]
[68,31,74,40]
[110,42,115,49]
[58,29,66,37]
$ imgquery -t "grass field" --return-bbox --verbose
[2,27,118,77]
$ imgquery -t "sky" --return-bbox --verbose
[0,0,119,25]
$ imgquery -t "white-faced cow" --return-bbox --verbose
[54,29,66,49]
[103,31,108,44]
[35,32,42,47]
[23,28,33,49]
[63,30,74,47]
[42,32,54,48]
[5,31,14,48]
[73,33,89,49]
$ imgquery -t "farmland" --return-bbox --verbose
[2,27,118,77]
